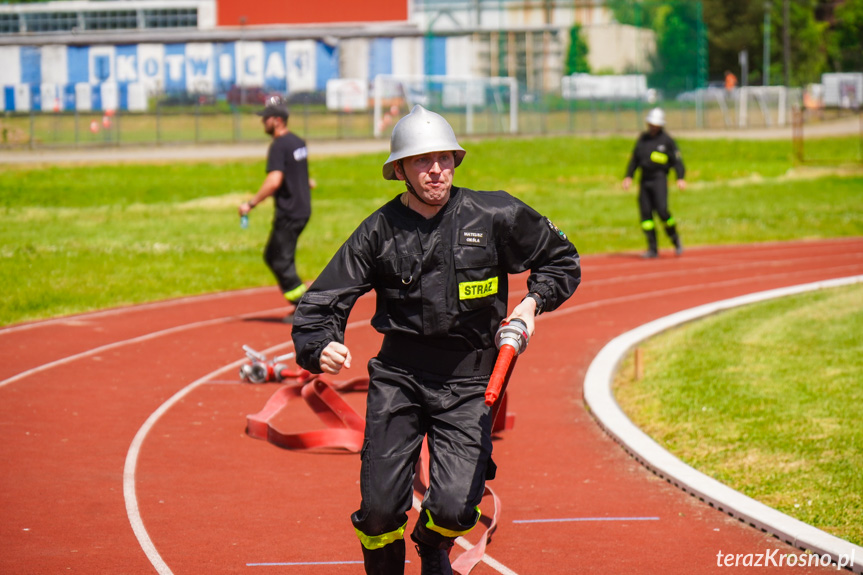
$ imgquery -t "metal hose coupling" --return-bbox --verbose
[494,318,529,354]
[238,345,295,383]
[240,362,269,383]
[485,318,530,406]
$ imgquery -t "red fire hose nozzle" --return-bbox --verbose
[484,318,529,406]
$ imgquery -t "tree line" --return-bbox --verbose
[566,0,863,91]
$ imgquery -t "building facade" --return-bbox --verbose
[0,0,649,112]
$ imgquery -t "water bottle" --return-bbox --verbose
[240,214,249,229]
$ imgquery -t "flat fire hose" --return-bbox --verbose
[246,371,369,452]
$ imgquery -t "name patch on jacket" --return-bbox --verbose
[459,277,498,299]
[459,230,487,246]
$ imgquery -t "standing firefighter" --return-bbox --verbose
[238,95,313,320]
[622,107,686,258]
[291,105,581,574]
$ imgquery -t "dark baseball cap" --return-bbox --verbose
[256,95,289,119]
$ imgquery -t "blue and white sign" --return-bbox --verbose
[0,39,347,111]
[0,35,464,112]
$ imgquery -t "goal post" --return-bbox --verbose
[373,75,519,138]
[736,86,799,128]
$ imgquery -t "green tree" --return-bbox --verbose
[828,0,863,71]
[647,2,701,94]
[607,0,702,93]
[565,23,591,75]
[608,0,830,87]
[766,0,828,86]
[701,0,764,83]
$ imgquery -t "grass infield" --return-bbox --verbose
[614,283,863,546]
[2,135,860,326]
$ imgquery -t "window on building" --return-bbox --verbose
[83,10,139,31]
[143,9,197,29]
[0,13,20,34]
[22,12,79,33]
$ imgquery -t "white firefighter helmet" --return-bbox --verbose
[382,105,466,180]
[645,107,666,127]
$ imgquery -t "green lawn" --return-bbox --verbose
[1,135,861,326]
[614,283,863,546]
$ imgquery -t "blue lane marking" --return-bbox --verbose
[247,561,364,566]
[247,561,410,566]
[513,516,660,524]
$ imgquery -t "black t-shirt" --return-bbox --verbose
[266,132,311,220]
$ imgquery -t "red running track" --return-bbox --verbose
[2,238,862,575]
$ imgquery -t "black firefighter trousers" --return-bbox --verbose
[351,357,494,553]
[638,175,680,252]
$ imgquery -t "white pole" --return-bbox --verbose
[509,77,518,134]
[373,75,384,138]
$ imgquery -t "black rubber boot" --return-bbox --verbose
[642,229,658,258]
[361,539,406,575]
[413,541,453,575]
[665,225,683,256]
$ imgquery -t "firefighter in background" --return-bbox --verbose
[291,105,581,574]
[622,107,686,258]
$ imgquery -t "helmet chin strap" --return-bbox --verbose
[399,160,436,207]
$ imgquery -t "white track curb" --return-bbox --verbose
[583,275,863,573]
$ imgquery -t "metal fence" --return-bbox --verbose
[1,86,812,151]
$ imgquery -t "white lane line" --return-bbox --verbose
[579,251,863,286]
[583,274,863,572]
[8,257,854,391]
[580,239,863,274]
[125,357,252,575]
[0,307,288,389]
[512,517,659,524]
[550,262,863,321]
[7,240,858,337]
[0,286,275,335]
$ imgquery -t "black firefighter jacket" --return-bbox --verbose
[625,130,686,182]
[291,186,581,373]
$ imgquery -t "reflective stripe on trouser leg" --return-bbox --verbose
[423,508,480,538]
[355,522,407,550]
[283,283,307,303]
[641,219,656,231]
